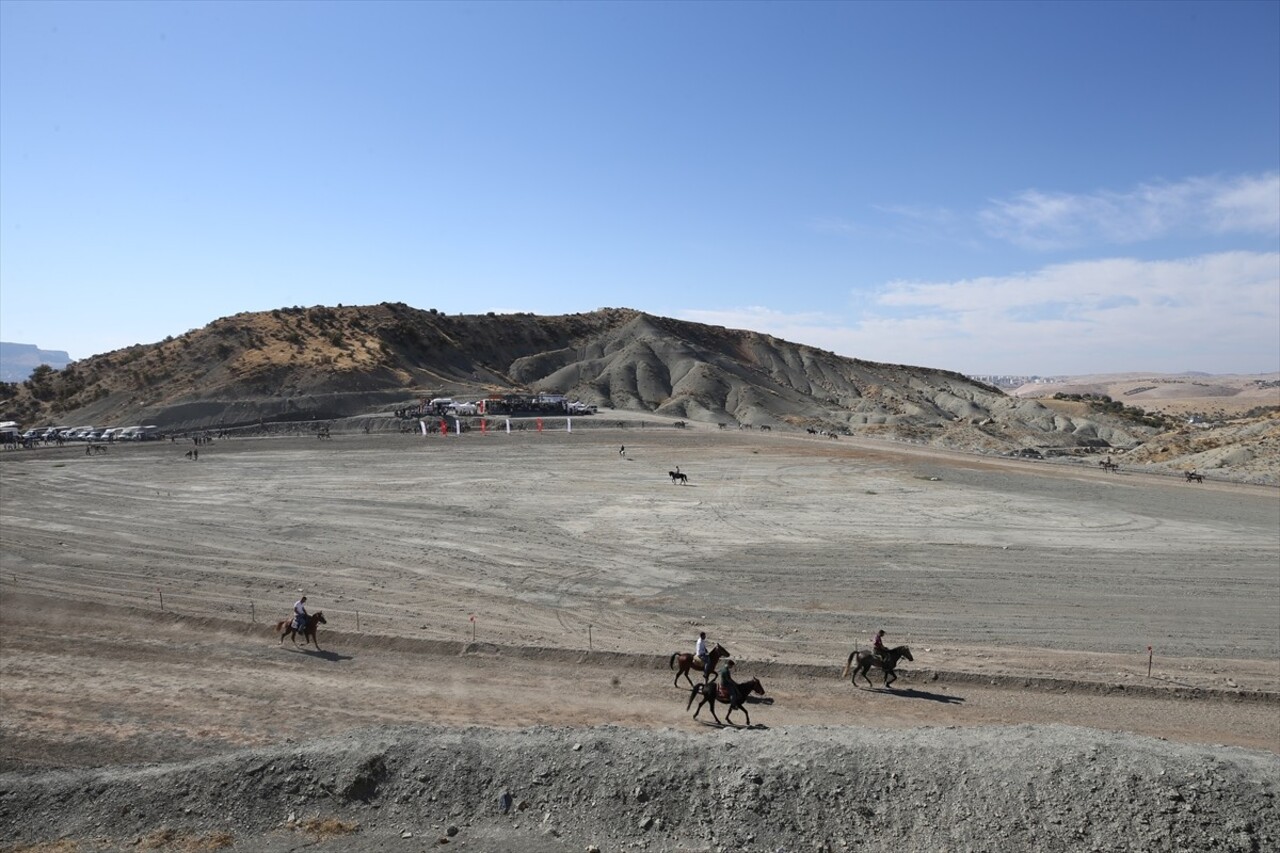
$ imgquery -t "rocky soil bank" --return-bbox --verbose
[3,724,1277,853]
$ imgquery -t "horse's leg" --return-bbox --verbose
[706,697,722,726]
[884,668,897,688]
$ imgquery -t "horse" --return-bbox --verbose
[669,643,729,686]
[1185,471,1204,483]
[687,676,765,727]
[275,611,327,650]
[669,470,688,485]
[843,645,914,689]
[1099,459,1120,473]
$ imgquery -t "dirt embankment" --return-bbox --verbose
[3,725,1277,853]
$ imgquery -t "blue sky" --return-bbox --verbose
[2,0,1277,376]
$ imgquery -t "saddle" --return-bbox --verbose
[716,684,731,703]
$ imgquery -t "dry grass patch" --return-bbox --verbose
[2,841,81,853]
[133,828,234,851]
[295,816,359,839]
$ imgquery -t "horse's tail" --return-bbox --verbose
[669,653,678,670]
[842,651,857,679]
[686,684,700,711]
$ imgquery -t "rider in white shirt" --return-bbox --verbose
[695,631,712,679]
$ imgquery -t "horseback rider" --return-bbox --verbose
[293,596,309,633]
[715,658,739,705]
[871,629,887,663]
[695,631,713,680]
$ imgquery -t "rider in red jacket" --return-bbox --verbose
[871,629,887,661]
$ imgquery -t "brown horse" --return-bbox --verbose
[275,611,327,650]
[669,643,729,686]
[843,645,913,688]
[687,676,765,727]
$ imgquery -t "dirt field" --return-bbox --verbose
[2,418,1278,850]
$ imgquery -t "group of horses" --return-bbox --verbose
[669,643,759,726]
[276,610,912,726]
[665,641,914,727]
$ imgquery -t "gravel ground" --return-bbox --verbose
[2,724,1277,853]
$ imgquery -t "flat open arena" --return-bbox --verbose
[2,419,1278,773]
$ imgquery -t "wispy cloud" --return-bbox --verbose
[680,251,1280,374]
[978,173,1280,250]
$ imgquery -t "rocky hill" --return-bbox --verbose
[7,304,1273,477]
[0,305,1148,436]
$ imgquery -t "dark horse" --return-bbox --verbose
[275,611,327,650]
[669,470,688,485]
[687,676,765,727]
[669,643,729,686]
[843,645,913,688]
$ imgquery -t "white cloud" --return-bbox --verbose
[979,173,1280,250]
[680,252,1280,375]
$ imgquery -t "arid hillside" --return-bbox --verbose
[1011,372,1280,418]
[4,305,1278,481]
[0,305,1153,438]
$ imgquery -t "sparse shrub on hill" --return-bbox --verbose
[22,364,59,402]
[1053,392,1173,430]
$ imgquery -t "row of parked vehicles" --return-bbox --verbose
[21,425,162,443]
